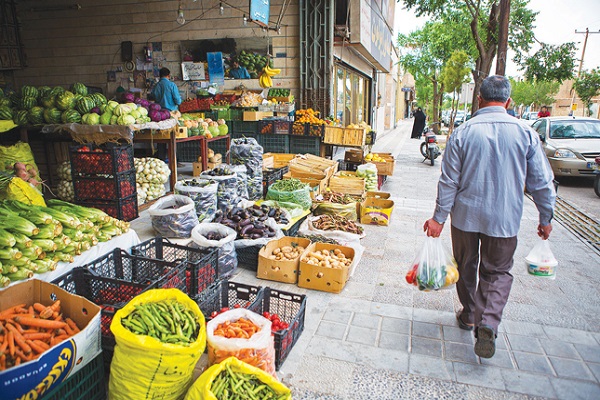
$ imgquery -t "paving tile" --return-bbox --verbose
[442,325,475,344]
[379,332,410,352]
[412,321,442,339]
[444,342,479,364]
[322,309,352,324]
[345,326,378,346]
[380,316,411,335]
[409,354,454,381]
[453,362,506,390]
[575,343,600,364]
[353,345,409,373]
[513,351,554,375]
[305,336,357,363]
[542,340,580,359]
[287,355,355,397]
[549,357,596,380]
[315,321,347,340]
[480,349,515,369]
[544,326,597,345]
[499,369,557,398]
[495,333,508,350]
[411,336,443,358]
[350,312,381,329]
[588,362,600,383]
[506,334,544,354]
[551,377,600,400]
[370,302,413,320]
[413,308,457,326]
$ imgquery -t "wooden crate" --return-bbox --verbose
[329,171,365,196]
[263,153,296,168]
[243,111,274,121]
[342,128,367,146]
[323,126,344,145]
[134,127,187,140]
[289,154,338,178]
[263,154,275,169]
[370,153,395,176]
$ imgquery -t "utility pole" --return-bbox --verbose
[570,28,600,116]
[495,0,511,76]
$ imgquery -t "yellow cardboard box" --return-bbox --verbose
[360,197,394,226]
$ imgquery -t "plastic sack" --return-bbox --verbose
[312,201,358,221]
[0,142,42,190]
[525,239,558,279]
[356,162,378,192]
[266,185,312,210]
[0,175,46,206]
[184,357,291,400]
[200,171,239,212]
[261,199,305,218]
[229,137,263,201]
[234,217,284,249]
[206,309,276,376]
[298,215,366,243]
[191,223,238,278]
[406,237,459,291]
[230,164,250,200]
[109,288,207,400]
[148,194,199,238]
[175,178,219,223]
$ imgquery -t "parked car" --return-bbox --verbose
[521,111,538,125]
[532,116,600,177]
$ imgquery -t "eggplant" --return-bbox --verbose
[268,208,276,217]
[251,233,262,239]
[239,218,252,227]
[253,222,265,230]
[230,207,242,216]
[240,224,254,235]
[258,215,268,222]
[266,230,276,237]
[249,228,265,235]
[231,215,241,222]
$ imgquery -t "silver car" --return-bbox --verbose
[532,117,600,177]
[521,111,538,126]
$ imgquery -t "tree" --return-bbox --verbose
[573,69,600,116]
[521,43,577,82]
[509,79,559,110]
[440,50,472,131]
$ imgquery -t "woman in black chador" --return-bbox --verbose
[411,107,426,139]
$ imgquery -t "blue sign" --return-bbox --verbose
[207,52,225,86]
[250,0,270,27]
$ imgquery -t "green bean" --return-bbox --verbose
[209,367,287,400]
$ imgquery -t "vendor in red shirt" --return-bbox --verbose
[538,106,551,118]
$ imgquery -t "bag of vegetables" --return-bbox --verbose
[405,237,459,291]
[229,137,263,201]
[184,357,291,400]
[0,142,42,190]
[175,178,219,223]
[191,223,238,278]
[109,289,206,400]
[230,164,249,200]
[148,194,199,238]
[266,178,312,210]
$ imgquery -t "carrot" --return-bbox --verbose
[0,354,5,370]
[14,348,31,362]
[14,316,67,330]
[6,325,31,355]
[7,331,14,357]
[0,335,7,353]
[0,313,31,321]
[0,304,26,318]
[65,318,80,333]
[26,340,46,354]
[32,340,50,351]
[32,303,46,314]
[63,323,75,336]
[49,300,61,313]
[22,332,51,340]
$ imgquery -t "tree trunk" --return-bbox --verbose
[431,79,440,133]
[495,0,511,75]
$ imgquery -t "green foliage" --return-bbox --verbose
[415,75,434,110]
[440,51,472,94]
[522,43,577,82]
[509,79,559,108]
[573,69,600,115]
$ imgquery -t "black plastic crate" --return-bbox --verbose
[291,123,306,135]
[236,244,263,271]
[289,135,321,156]
[282,214,308,237]
[232,120,259,135]
[41,352,106,400]
[306,124,325,137]
[73,168,137,201]
[366,130,377,145]
[259,120,292,135]
[79,193,138,221]
[207,140,229,158]
[260,134,289,153]
[259,288,307,370]
[176,141,202,162]
[337,159,360,172]
[70,142,134,176]
[131,237,219,296]
[262,166,288,197]
[232,131,261,143]
[197,280,264,321]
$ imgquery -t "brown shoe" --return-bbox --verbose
[456,311,474,331]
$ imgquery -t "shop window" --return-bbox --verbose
[333,64,370,126]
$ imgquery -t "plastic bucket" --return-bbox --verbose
[525,257,558,278]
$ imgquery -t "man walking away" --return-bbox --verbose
[423,75,556,358]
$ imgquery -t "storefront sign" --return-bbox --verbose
[250,0,270,27]
[207,52,225,86]
[181,62,205,81]
[350,0,392,72]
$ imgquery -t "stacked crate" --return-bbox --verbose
[69,142,138,221]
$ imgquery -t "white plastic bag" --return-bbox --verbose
[406,237,459,291]
[298,215,366,243]
[174,179,219,223]
[147,194,198,238]
[525,239,558,279]
[191,223,238,278]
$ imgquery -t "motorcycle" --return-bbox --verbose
[420,123,441,166]
[594,156,600,198]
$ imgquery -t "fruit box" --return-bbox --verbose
[243,111,274,121]
[344,149,364,163]
[369,153,395,176]
[0,279,101,400]
[328,171,366,196]
[360,197,395,226]
[366,191,391,199]
[298,243,355,293]
[262,153,296,169]
[257,236,311,284]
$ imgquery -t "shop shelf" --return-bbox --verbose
[70,142,134,176]
[131,237,219,296]
[258,288,307,370]
[41,352,106,400]
[78,193,138,222]
[289,135,321,156]
[196,280,264,321]
[73,169,136,201]
[260,134,289,154]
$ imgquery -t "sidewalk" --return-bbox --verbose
[132,120,600,399]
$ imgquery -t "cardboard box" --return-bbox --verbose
[366,191,391,199]
[344,149,364,163]
[257,236,311,284]
[360,197,394,226]
[0,279,101,399]
[192,162,202,177]
[243,111,274,121]
[134,127,188,140]
[298,243,355,293]
[263,154,275,169]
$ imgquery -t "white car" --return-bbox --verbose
[521,111,538,125]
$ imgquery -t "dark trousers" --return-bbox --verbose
[451,225,518,333]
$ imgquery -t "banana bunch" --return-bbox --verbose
[259,65,281,88]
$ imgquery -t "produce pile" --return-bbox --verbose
[209,364,288,400]
[356,163,378,192]
[232,92,264,108]
[0,199,128,286]
[311,214,364,235]
[301,248,353,269]
[174,178,218,223]
[178,115,229,138]
[212,205,278,240]
[317,191,362,205]
[0,299,81,370]
[134,157,170,204]
[201,166,241,212]
[266,178,312,210]
[265,243,305,262]
[294,108,327,125]
[55,161,74,202]
[236,50,274,77]
[295,234,340,245]
[230,137,263,201]
[121,299,200,345]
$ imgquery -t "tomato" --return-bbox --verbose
[210,311,219,319]
[262,311,271,319]
[220,307,230,313]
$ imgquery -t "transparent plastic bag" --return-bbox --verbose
[191,223,238,278]
[266,185,312,210]
[174,178,219,223]
[406,237,459,291]
[200,171,239,212]
[148,194,198,238]
[229,137,263,200]
[230,164,250,200]
[525,239,558,279]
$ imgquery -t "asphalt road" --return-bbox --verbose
[555,176,600,220]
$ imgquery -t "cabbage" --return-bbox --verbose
[160,109,171,120]
[218,124,229,135]
[208,125,219,136]
[149,110,161,122]
[100,111,112,125]
[129,109,141,119]
[122,92,135,103]
[125,102,137,110]
[107,100,119,111]
[114,104,132,116]
[138,99,150,108]
[149,103,162,112]
[138,107,148,117]
[82,112,100,125]
[110,115,118,124]
[117,114,136,125]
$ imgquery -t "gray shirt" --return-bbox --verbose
[433,106,556,238]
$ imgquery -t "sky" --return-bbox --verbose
[394,0,600,78]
